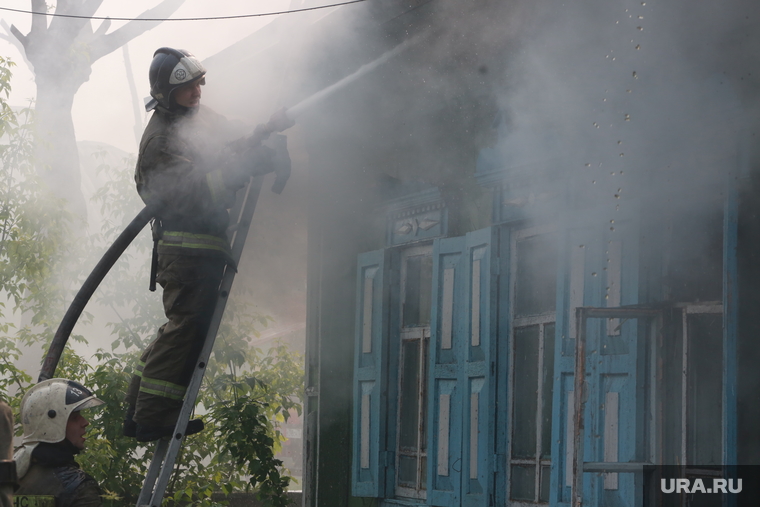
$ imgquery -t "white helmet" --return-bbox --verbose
[20,378,104,445]
[146,47,207,111]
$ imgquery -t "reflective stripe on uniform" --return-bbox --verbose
[135,360,145,378]
[139,376,186,401]
[206,170,227,204]
[13,495,56,507]
[158,231,229,253]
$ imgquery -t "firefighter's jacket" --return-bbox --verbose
[135,104,270,260]
[13,442,101,507]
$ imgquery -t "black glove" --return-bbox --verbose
[248,144,277,177]
[223,135,291,193]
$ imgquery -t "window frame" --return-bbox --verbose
[394,245,433,500]
[680,302,723,470]
[506,225,558,506]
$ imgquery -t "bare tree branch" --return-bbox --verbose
[93,17,111,39]
[0,21,34,73]
[89,0,185,61]
[8,23,27,49]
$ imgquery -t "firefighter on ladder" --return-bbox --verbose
[123,48,293,442]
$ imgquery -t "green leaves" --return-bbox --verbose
[213,395,292,507]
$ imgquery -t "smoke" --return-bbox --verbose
[492,0,758,209]
[202,0,760,313]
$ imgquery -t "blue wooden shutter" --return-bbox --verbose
[427,235,466,506]
[352,249,390,497]
[427,227,499,507]
[461,227,498,507]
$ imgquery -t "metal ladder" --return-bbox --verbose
[135,174,264,507]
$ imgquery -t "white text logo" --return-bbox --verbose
[660,478,742,494]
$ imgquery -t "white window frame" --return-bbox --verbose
[507,225,557,506]
[394,245,432,500]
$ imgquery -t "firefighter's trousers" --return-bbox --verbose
[125,253,226,427]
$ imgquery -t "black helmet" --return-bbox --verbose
[146,47,206,111]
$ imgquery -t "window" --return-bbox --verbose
[396,247,432,499]
[352,227,499,507]
[682,304,723,466]
[509,229,557,505]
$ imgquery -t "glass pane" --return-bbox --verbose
[512,325,539,458]
[539,465,551,502]
[398,455,418,488]
[404,254,433,327]
[541,323,556,459]
[399,340,420,449]
[420,456,427,490]
[515,234,557,316]
[687,313,723,465]
[510,464,536,501]
[669,213,723,302]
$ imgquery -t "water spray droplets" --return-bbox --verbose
[624,113,631,121]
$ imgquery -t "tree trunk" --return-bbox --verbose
[34,76,87,221]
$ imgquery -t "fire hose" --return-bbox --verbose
[39,204,159,381]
